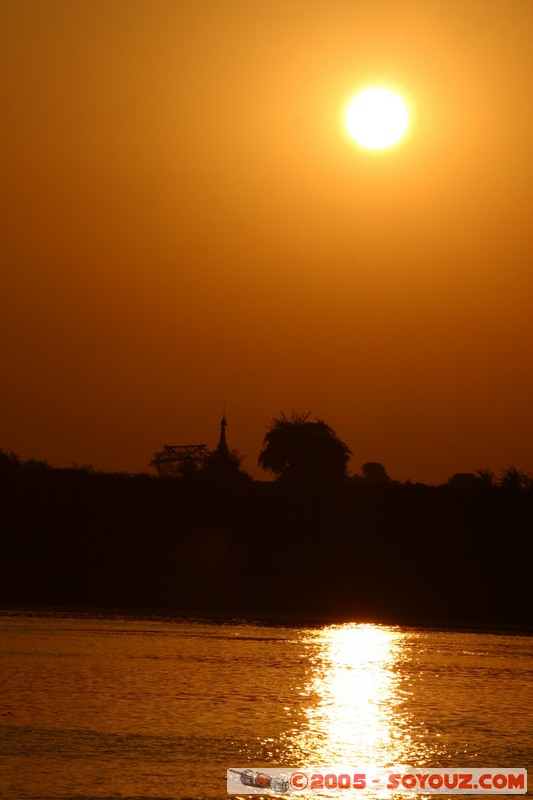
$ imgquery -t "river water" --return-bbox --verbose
[0,611,531,799]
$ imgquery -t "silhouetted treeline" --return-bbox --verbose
[0,450,531,629]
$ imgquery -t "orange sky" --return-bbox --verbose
[1,0,532,483]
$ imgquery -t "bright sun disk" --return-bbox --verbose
[346,88,409,150]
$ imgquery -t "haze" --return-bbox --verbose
[1,0,532,483]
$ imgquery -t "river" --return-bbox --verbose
[0,611,531,799]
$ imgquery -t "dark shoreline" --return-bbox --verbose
[2,604,532,637]
[2,460,532,632]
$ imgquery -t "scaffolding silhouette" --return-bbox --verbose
[150,444,213,477]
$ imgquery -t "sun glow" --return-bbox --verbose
[346,88,409,150]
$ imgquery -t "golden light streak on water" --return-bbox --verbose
[291,624,410,770]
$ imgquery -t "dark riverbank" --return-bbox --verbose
[1,459,531,629]
[2,605,532,639]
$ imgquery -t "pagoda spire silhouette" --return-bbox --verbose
[217,405,229,457]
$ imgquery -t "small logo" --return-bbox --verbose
[228,768,290,794]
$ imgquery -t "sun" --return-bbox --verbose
[346,88,409,150]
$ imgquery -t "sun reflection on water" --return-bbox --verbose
[289,624,409,769]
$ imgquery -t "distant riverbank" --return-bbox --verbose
[1,458,532,629]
